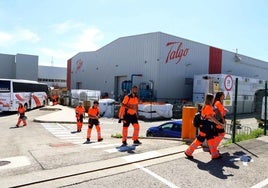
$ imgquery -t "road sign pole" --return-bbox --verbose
[232,78,238,143]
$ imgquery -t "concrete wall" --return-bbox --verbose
[15,54,38,81]
[0,53,15,78]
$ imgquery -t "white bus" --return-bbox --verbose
[0,78,48,112]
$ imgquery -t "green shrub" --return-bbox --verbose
[224,128,264,145]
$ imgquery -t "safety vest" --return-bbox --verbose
[214,101,225,116]
[119,94,138,117]
[18,106,26,114]
[201,105,215,120]
[88,107,100,117]
[76,106,85,115]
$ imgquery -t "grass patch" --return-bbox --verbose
[224,128,264,145]
[111,133,122,138]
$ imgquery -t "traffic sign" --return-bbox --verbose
[224,75,233,91]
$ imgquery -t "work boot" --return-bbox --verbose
[121,141,127,146]
[133,139,142,145]
[184,151,194,159]
[212,155,222,160]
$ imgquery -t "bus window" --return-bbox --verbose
[0,80,11,92]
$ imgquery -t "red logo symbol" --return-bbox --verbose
[75,59,83,73]
[165,42,189,64]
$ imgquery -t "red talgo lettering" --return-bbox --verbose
[75,59,83,73]
[165,42,189,64]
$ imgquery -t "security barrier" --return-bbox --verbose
[181,106,197,139]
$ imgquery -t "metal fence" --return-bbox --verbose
[225,123,252,135]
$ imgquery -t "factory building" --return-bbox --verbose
[67,32,268,104]
[38,65,66,88]
[0,53,67,88]
[0,53,38,81]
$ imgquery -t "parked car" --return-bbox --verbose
[146,120,182,138]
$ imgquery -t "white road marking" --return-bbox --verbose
[92,144,119,148]
[0,156,31,170]
[123,151,159,163]
[251,178,268,188]
[59,137,83,140]
[104,148,119,153]
[43,123,173,156]
[134,164,179,188]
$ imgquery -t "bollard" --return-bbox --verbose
[182,106,197,139]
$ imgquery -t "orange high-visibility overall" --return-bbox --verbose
[16,106,27,127]
[185,104,220,159]
[75,105,85,132]
[87,106,102,140]
[214,101,226,148]
[121,95,140,142]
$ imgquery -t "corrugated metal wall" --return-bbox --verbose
[0,53,15,78]
[15,54,38,81]
[69,32,268,102]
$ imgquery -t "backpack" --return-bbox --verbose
[193,111,202,128]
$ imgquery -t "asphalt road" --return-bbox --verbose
[0,107,267,188]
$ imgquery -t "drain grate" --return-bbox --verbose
[0,161,11,166]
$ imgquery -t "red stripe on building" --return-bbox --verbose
[209,47,222,74]
[67,59,72,90]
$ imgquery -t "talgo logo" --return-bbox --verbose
[165,42,189,64]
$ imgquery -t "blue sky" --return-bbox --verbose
[0,0,267,67]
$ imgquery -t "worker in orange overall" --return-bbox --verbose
[16,103,27,127]
[184,93,224,160]
[86,100,103,142]
[120,85,141,146]
[213,91,228,151]
[51,94,58,105]
[75,101,85,132]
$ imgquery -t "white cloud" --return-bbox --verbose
[0,28,40,47]
[16,29,40,43]
[50,20,104,51]
[0,31,12,46]
[39,47,71,66]
[71,27,103,51]
[38,27,104,67]
[51,20,84,34]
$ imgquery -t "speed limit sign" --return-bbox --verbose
[224,75,233,91]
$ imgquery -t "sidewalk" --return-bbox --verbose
[34,104,78,124]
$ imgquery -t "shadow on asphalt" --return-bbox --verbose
[9,126,23,129]
[188,152,240,179]
[116,145,136,154]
